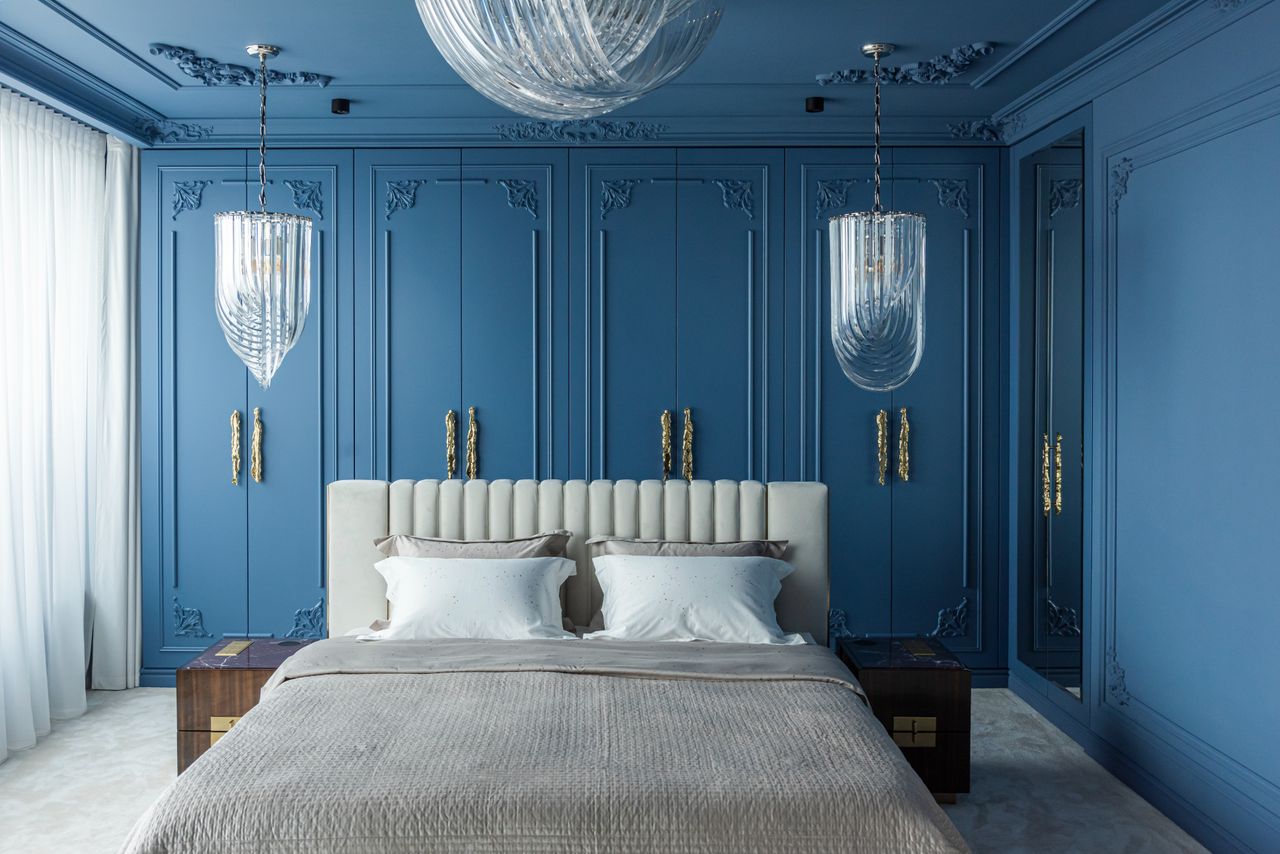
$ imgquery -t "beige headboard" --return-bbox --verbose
[326,479,829,644]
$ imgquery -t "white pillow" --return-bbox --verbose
[584,555,805,645]
[362,556,576,641]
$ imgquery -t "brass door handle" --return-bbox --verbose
[230,410,242,485]
[1054,432,1063,516]
[876,409,889,486]
[1042,433,1051,517]
[250,407,263,483]
[445,409,457,479]
[465,406,478,480]
[897,407,910,482]
[661,409,672,482]
[681,407,694,482]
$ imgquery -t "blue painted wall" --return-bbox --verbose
[140,142,1006,685]
[1006,2,1280,851]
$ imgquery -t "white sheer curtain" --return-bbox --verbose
[0,87,139,763]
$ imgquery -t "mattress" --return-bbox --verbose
[123,638,968,853]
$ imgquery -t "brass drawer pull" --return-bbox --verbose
[897,407,910,482]
[209,715,241,732]
[891,715,938,749]
[681,407,693,482]
[465,406,478,480]
[1042,433,1051,517]
[876,409,889,486]
[230,410,242,485]
[250,407,264,483]
[1054,432,1063,516]
[445,409,457,479]
[893,731,938,748]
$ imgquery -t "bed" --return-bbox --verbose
[124,479,967,853]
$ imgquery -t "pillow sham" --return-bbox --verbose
[583,554,804,645]
[362,556,576,641]
[374,529,572,559]
[585,536,788,560]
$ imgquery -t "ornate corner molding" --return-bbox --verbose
[928,596,970,639]
[947,112,1024,142]
[385,179,428,220]
[494,119,667,144]
[1046,597,1082,638]
[498,178,538,218]
[815,178,855,215]
[172,597,211,638]
[827,609,853,644]
[600,179,640,220]
[712,179,754,220]
[135,118,212,145]
[149,43,332,87]
[1109,157,1135,214]
[930,178,970,219]
[1048,178,1083,220]
[818,42,995,86]
[284,180,323,218]
[171,179,211,220]
[285,598,326,639]
[1106,647,1131,706]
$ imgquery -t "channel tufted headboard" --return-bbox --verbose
[326,479,829,644]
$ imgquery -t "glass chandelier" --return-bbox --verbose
[415,0,725,120]
[829,43,926,392]
[215,45,312,390]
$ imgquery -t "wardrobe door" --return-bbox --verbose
[790,150,892,637]
[461,150,568,481]
[675,149,784,482]
[571,149,677,481]
[888,151,1000,671]
[360,150,463,482]
[245,151,349,639]
[142,151,250,674]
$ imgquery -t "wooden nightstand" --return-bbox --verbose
[838,637,970,801]
[176,638,315,773]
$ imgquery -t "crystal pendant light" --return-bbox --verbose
[829,44,926,392]
[214,45,312,390]
[415,0,725,120]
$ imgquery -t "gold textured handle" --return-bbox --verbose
[230,410,241,485]
[897,407,910,483]
[465,406,478,481]
[250,407,263,483]
[445,410,457,479]
[876,409,889,486]
[1042,433,1051,517]
[681,407,693,482]
[1054,432,1063,516]
[661,409,672,482]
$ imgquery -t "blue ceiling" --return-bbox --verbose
[0,0,1172,146]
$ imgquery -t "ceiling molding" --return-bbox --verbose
[948,114,1025,142]
[33,0,180,89]
[494,119,668,143]
[969,0,1099,89]
[148,43,333,87]
[817,42,995,86]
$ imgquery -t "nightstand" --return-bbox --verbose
[838,637,970,801]
[176,637,315,773]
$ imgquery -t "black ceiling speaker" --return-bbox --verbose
[805,96,824,113]
[331,98,351,115]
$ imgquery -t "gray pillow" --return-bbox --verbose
[373,530,572,559]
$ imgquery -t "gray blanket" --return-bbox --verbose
[124,638,968,853]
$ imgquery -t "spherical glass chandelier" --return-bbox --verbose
[214,45,312,390]
[829,44,926,392]
[415,0,726,120]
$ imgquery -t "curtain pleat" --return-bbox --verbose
[0,87,139,763]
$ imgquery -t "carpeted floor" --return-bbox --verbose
[0,688,1205,853]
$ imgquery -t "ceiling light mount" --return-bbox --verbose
[245,44,280,60]
[861,43,895,60]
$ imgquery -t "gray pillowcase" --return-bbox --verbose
[373,530,572,559]
[584,537,790,629]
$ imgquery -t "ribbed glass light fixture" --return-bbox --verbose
[415,0,725,120]
[830,43,926,392]
[214,44,312,390]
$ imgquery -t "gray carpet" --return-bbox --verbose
[0,687,1204,853]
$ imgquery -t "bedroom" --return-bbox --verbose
[0,1,1276,851]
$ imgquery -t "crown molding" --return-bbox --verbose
[969,0,1098,89]
[33,0,180,89]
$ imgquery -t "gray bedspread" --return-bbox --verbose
[123,638,968,853]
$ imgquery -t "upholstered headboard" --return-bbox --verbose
[326,479,829,644]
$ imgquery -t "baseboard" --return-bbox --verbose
[139,668,176,688]
[1008,673,1261,854]
[970,668,1008,689]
